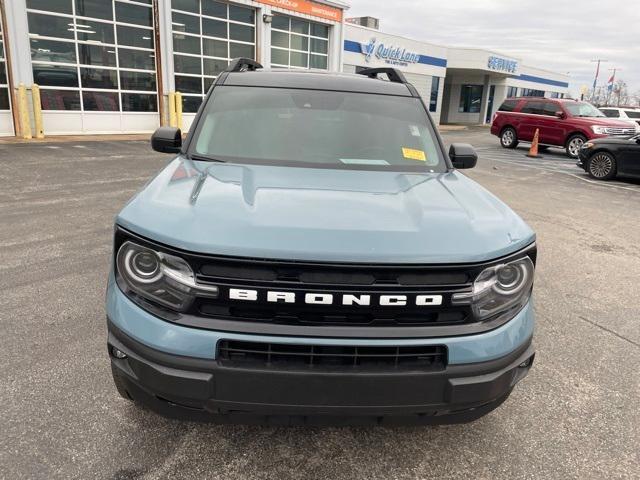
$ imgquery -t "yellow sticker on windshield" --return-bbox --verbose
[402,147,426,161]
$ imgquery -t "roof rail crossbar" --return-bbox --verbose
[226,57,263,72]
[356,67,408,84]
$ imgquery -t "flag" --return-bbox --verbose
[607,74,615,92]
[593,62,600,89]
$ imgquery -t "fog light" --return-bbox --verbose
[519,356,534,368]
[112,347,127,359]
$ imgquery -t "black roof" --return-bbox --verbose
[220,69,414,97]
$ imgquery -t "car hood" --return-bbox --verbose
[570,116,633,128]
[590,136,637,146]
[116,158,535,264]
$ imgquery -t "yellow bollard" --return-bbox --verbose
[31,84,45,139]
[175,91,183,132]
[168,92,176,128]
[18,83,32,140]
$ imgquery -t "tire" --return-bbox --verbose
[587,151,617,180]
[565,134,587,158]
[500,127,518,149]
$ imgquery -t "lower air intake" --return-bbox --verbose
[217,340,447,371]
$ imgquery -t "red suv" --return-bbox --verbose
[490,98,637,158]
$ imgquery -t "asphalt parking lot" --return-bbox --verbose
[1,127,639,480]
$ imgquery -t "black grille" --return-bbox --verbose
[217,340,447,371]
[194,257,475,327]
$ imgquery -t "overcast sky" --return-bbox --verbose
[345,0,639,97]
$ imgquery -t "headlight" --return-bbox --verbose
[452,256,535,321]
[582,142,595,149]
[591,126,609,135]
[116,241,218,312]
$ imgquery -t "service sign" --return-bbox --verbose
[487,56,518,74]
[361,38,421,66]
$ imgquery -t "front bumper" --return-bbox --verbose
[108,320,534,425]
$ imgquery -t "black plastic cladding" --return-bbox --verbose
[113,227,536,339]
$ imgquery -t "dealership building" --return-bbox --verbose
[0,0,570,137]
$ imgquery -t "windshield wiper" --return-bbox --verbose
[187,153,226,163]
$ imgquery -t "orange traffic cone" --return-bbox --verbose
[527,128,541,158]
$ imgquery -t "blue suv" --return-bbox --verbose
[106,59,536,425]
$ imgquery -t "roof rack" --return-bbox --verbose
[226,57,263,72]
[356,67,408,84]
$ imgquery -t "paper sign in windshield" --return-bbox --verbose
[402,147,426,161]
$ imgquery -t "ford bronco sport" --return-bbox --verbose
[106,59,537,425]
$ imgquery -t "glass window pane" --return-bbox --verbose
[458,85,483,113]
[75,0,112,20]
[203,77,214,91]
[80,67,118,89]
[79,44,117,67]
[271,31,288,48]
[33,64,78,87]
[172,0,198,14]
[272,15,289,31]
[228,5,254,24]
[76,20,115,44]
[182,95,202,113]
[0,64,5,85]
[229,42,253,59]
[175,75,201,94]
[118,26,154,49]
[116,2,152,27]
[118,48,155,70]
[202,18,227,38]
[121,92,157,111]
[203,58,227,76]
[271,48,288,66]
[290,51,307,68]
[0,41,4,59]
[120,70,156,91]
[173,32,201,54]
[0,88,9,110]
[40,89,81,110]
[28,13,74,40]
[30,39,76,63]
[429,76,440,112]
[202,38,226,57]
[290,34,307,51]
[311,23,328,38]
[27,0,72,15]
[309,54,327,70]
[172,12,200,35]
[229,24,253,43]
[310,38,327,54]
[202,0,226,18]
[291,19,308,35]
[174,54,201,74]
[82,91,119,110]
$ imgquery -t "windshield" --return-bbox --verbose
[191,86,446,172]
[564,102,605,118]
[625,110,640,119]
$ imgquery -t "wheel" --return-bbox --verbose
[565,134,586,158]
[500,127,518,149]
[587,151,617,180]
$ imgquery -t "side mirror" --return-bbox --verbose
[151,127,182,153]
[449,143,478,169]
[555,111,566,119]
